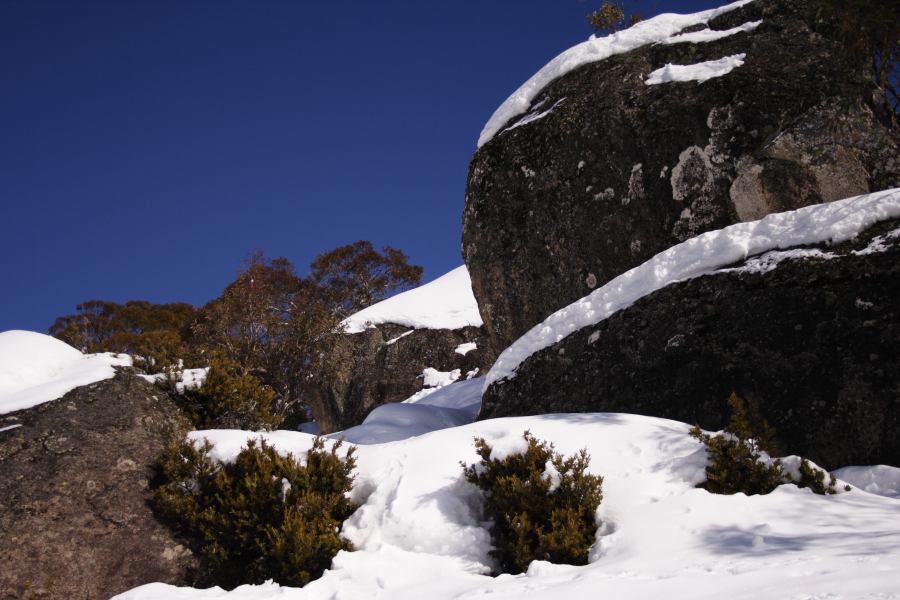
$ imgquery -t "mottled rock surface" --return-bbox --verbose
[463,0,900,352]
[307,324,491,433]
[0,371,195,599]
[480,219,900,470]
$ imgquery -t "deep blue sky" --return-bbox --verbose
[1,0,721,333]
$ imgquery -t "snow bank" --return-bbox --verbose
[485,188,900,388]
[833,465,900,499]
[645,54,746,85]
[478,0,756,147]
[116,412,900,600]
[341,266,482,334]
[0,330,131,414]
[329,377,485,444]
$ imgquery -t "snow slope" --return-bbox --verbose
[0,330,131,414]
[485,188,900,389]
[116,411,900,600]
[341,266,482,334]
[478,0,757,147]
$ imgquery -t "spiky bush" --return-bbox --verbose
[152,436,357,589]
[795,458,839,495]
[690,393,785,495]
[462,432,604,574]
[692,393,845,496]
[178,357,282,430]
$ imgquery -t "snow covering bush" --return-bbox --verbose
[152,436,358,589]
[691,393,841,496]
[462,431,603,574]
[690,393,785,496]
[178,357,282,431]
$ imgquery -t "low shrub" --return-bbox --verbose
[796,458,839,495]
[178,357,282,430]
[462,432,604,574]
[692,393,845,496]
[152,436,357,589]
[690,393,784,496]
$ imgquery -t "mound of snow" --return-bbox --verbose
[117,412,900,600]
[330,378,485,444]
[833,465,900,499]
[341,266,483,334]
[485,188,900,389]
[478,0,756,147]
[0,330,131,414]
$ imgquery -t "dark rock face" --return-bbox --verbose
[463,0,900,352]
[480,219,900,470]
[307,324,491,433]
[0,371,196,599]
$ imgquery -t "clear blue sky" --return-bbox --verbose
[0,0,721,333]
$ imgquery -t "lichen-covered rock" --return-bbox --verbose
[0,371,196,599]
[307,324,491,433]
[479,219,900,470]
[463,0,900,352]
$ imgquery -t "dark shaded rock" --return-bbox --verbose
[463,0,900,352]
[0,371,196,599]
[307,324,492,433]
[480,219,900,470]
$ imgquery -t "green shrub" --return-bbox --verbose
[796,458,839,495]
[178,357,282,431]
[690,393,784,496]
[462,432,604,574]
[152,436,357,589]
[692,393,845,496]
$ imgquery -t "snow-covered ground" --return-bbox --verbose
[116,403,900,600]
[485,188,900,389]
[341,266,482,334]
[0,330,131,414]
[478,0,758,147]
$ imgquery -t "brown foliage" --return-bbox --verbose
[587,2,641,35]
[309,240,423,319]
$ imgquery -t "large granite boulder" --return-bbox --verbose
[307,323,490,433]
[480,216,900,470]
[463,0,900,353]
[0,371,196,599]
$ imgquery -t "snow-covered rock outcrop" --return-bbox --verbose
[308,267,492,433]
[480,190,900,468]
[0,330,131,414]
[463,0,900,354]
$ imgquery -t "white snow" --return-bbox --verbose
[833,465,900,499]
[659,20,761,45]
[421,367,460,388]
[116,412,900,600]
[0,330,132,414]
[478,0,755,148]
[718,248,836,275]
[341,266,482,334]
[645,53,746,85]
[139,367,209,393]
[498,97,566,137]
[485,188,900,388]
[455,342,477,356]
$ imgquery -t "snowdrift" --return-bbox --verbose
[0,330,131,414]
[341,266,482,334]
[116,404,900,600]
